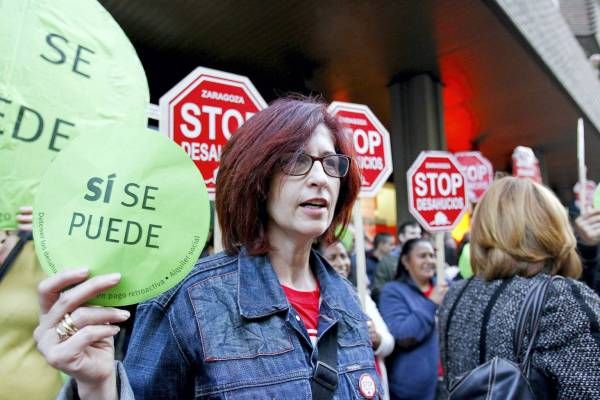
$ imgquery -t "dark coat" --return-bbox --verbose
[379,278,439,400]
[438,274,600,399]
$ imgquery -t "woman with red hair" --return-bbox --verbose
[34,97,384,399]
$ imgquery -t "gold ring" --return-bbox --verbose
[55,324,69,341]
[55,313,78,342]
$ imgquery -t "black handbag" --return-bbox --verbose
[446,276,559,400]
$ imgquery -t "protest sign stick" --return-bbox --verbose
[578,118,587,213]
[435,232,446,283]
[352,200,367,311]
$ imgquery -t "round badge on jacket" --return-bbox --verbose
[358,373,377,399]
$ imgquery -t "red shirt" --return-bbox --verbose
[282,284,320,346]
[283,284,383,377]
[422,282,433,298]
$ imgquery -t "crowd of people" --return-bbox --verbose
[1,96,600,399]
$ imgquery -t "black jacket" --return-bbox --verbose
[439,274,600,399]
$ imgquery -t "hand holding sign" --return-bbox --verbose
[574,209,600,247]
[574,180,596,212]
[34,268,125,397]
[577,186,600,247]
[428,281,449,305]
[34,127,210,306]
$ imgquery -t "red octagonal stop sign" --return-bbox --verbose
[454,151,493,203]
[328,102,392,198]
[159,67,267,199]
[407,151,468,232]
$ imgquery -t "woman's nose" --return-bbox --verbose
[306,159,329,185]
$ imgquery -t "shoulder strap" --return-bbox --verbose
[444,278,474,348]
[478,279,512,363]
[443,278,474,372]
[0,231,32,283]
[311,324,338,400]
[514,276,561,375]
[565,279,600,348]
[513,278,546,358]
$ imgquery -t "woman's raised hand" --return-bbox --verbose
[34,268,129,400]
[574,209,600,246]
[429,282,449,305]
[367,319,381,350]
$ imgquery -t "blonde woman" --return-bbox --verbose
[438,177,600,399]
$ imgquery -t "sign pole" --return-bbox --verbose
[577,118,587,213]
[352,200,367,311]
[326,101,393,312]
[435,232,446,283]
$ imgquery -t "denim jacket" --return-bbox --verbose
[59,248,382,399]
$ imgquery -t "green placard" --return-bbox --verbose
[0,0,149,229]
[33,128,210,306]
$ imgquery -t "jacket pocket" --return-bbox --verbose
[338,312,371,348]
[337,312,378,374]
[188,271,294,361]
[221,379,312,400]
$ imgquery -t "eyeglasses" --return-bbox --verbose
[280,153,351,178]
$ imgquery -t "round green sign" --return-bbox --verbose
[33,128,210,306]
[0,0,149,229]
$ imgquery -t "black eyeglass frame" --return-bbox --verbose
[280,153,351,178]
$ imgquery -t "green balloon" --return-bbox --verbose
[336,225,354,253]
[33,128,210,306]
[458,242,473,279]
[0,0,149,229]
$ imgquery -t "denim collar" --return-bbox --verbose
[237,248,362,320]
